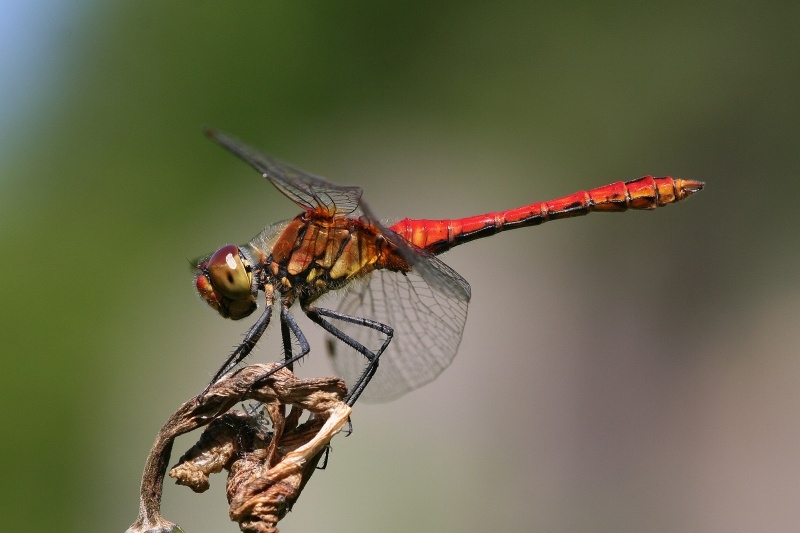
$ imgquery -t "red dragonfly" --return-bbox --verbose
[195,130,703,404]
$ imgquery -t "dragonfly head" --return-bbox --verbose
[195,244,258,320]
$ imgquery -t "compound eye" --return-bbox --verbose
[206,244,253,300]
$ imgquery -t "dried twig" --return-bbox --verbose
[126,364,351,533]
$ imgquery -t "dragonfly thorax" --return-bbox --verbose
[265,214,389,306]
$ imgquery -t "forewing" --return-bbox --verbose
[206,129,363,215]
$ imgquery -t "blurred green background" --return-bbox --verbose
[2,2,799,532]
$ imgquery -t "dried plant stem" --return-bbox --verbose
[126,364,350,533]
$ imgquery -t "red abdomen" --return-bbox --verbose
[389,176,703,255]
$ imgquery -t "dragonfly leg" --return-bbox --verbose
[303,306,394,406]
[203,303,273,395]
[279,304,294,371]
[246,306,313,385]
[316,446,331,470]
[213,306,315,403]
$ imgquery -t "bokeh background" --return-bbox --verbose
[2,2,799,532]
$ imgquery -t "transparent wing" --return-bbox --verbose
[329,260,470,402]
[328,241,471,402]
[206,129,363,216]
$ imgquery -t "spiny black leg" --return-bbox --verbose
[202,303,273,395]
[303,306,393,406]
[278,300,293,418]
[316,446,331,470]
[280,301,294,371]
[248,307,313,392]
[280,307,311,366]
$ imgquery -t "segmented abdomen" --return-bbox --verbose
[390,176,704,255]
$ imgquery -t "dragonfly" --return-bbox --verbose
[195,130,703,405]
